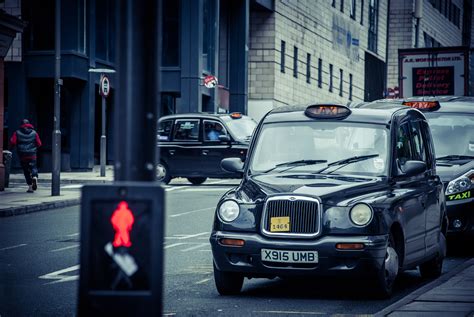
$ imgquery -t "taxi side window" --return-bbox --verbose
[158,120,173,141]
[204,120,227,142]
[173,120,200,141]
[420,121,434,169]
[396,123,412,166]
[411,121,427,163]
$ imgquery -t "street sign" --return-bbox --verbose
[203,75,218,88]
[79,183,164,316]
[100,75,110,97]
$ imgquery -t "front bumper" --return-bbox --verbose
[210,231,388,278]
[446,199,474,236]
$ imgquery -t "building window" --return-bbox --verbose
[329,64,333,92]
[340,0,344,12]
[339,69,343,96]
[332,0,336,8]
[162,0,180,66]
[368,0,379,53]
[349,73,353,100]
[293,46,298,78]
[203,0,216,72]
[306,53,311,83]
[424,32,441,47]
[96,0,116,62]
[281,41,286,73]
[360,0,364,24]
[350,0,356,19]
[23,0,55,51]
[318,58,322,88]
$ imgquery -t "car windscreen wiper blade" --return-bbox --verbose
[315,154,379,174]
[262,159,328,173]
[436,155,474,161]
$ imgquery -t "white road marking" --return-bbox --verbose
[176,232,209,240]
[254,311,325,315]
[66,233,79,237]
[195,278,212,285]
[181,243,209,252]
[169,207,214,218]
[164,243,186,249]
[199,249,212,252]
[61,184,83,189]
[0,244,27,251]
[39,264,80,285]
[50,244,80,252]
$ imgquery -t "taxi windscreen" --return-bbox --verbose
[424,112,474,158]
[223,117,257,141]
[250,121,389,176]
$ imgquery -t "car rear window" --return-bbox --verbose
[173,120,200,141]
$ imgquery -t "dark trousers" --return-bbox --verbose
[20,160,38,185]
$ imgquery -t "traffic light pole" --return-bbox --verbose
[79,1,163,315]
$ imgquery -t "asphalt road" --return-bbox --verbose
[0,179,471,316]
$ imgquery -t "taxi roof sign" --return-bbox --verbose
[402,101,440,111]
[230,112,242,119]
[305,105,351,119]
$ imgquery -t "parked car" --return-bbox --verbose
[355,97,474,238]
[210,103,447,298]
[157,112,257,184]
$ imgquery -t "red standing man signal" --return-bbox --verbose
[111,201,135,248]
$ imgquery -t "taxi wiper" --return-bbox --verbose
[436,155,474,161]
[263,159,327,173]
[315,154,379,174]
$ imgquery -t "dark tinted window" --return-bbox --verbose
[396,123,412,166]
[158,120,173,141]
[411,121,427,162]
[173,120,200,141]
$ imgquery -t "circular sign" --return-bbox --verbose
[203,75,218,88]
[100,75,110,97]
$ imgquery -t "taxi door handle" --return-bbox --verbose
[168,150,175,156]
[202,150,209,156]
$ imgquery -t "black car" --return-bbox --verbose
[157,112,257,184]
[210,104,447,298]
[356,97,474,238]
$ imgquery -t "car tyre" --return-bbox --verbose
[374,233,399,298]
[156,161,172,184]
[419,232,446,279]
[213,263,243,295]
[187,177,207,185]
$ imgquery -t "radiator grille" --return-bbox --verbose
[262,196,320,238]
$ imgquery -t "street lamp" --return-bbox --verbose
[88,68,116,177]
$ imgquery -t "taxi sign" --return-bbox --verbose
[305,105,351,119]
[402,101,440,111]
[230,112,242,119]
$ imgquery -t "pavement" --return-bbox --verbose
[0,167,473,316]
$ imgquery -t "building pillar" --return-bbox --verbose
[179,0,203,113]
[229,0,249,114]
[0,59,4,190]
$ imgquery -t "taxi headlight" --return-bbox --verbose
[218,200,240,223]
[350,203,373,227]
[445,170,474,195]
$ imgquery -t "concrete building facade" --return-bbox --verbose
[248,0,389,121]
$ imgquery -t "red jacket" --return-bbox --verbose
[10,123,42,161]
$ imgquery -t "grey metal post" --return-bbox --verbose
[52,0,61,196]
[100,89,106,177]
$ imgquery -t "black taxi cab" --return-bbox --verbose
[355,97,474,238]
[157,112,257,184]
[210,104,447,298]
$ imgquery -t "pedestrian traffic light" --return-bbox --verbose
[78,183,164,316]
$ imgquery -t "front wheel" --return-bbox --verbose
[213,263,243,295]
[374,234,399,298]
[187,177,207,185]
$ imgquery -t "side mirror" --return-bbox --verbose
[218,134,231,142]
[399,160,426,177]
[221,157,244,174]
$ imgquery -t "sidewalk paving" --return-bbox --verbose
[1,168,474,316]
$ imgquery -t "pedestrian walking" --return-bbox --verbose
[9,119,42,193]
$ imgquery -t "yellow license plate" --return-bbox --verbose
[270,216,290,232]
